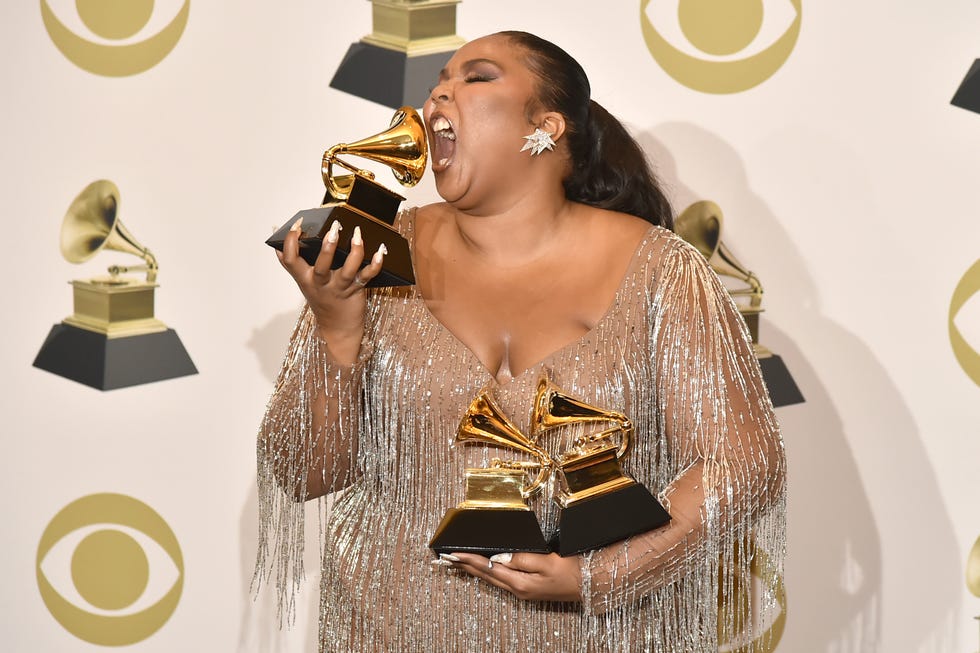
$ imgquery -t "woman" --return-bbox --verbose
[256,31,786,652]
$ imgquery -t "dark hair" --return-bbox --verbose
[498,31,673,230]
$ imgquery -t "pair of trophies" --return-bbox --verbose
[267,107,669,556]
[430,378,671,557]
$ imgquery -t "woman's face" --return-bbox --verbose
[423,34,544,210]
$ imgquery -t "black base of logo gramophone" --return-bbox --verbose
[33,180,197,390]
[265,107,427,287]
[429,393,552,557]
[532,380,671,556]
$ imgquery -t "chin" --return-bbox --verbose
[433,171,467,205]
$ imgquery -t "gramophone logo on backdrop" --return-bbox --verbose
[36,493,183,646]
[640,0,801,93]
[41,0,190,76]
[949,260,980,387]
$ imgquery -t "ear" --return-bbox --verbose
[537,111,567,143]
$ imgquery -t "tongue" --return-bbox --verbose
[430,134,456,166]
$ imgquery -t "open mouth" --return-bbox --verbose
[430,116,456,169]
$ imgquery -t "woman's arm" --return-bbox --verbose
[259,218,386,500]
[580,237,786,615]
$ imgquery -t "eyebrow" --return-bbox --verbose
[437,58,501,81]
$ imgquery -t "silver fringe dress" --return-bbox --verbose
[256,213,787,652]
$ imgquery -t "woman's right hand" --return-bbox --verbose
[276,218,386,365]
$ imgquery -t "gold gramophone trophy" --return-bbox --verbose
[531,379,671,556]
[675,200,803,407]
[265,106,427,286]
[33,180,197,390]
[429,392,553,556]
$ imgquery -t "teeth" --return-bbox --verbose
[432,117,451,131]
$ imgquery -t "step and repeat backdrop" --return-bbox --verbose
[2,1,979,651]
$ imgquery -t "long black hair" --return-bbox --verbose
[498,31,673,230]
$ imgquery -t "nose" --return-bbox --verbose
[429,80,451,104]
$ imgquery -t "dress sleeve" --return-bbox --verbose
[579,237,787,631]
[252,305,372,623]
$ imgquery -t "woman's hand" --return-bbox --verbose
[276,218,386,364]
[441,551,583,602]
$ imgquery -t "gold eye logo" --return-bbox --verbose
[41,0,190,77]
[949,260,980,387]
[36,493,183,646]
[640,0,802,94]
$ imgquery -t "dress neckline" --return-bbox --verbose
[410,225,660,386]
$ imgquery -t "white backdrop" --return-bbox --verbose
[2,1,979,651]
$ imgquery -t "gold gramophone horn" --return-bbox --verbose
[458,392,554,498]
[967,535,980,597]
[322,106,428,201]
[60,180,158,283]
[675,200,762,309]
[531,378,633,459]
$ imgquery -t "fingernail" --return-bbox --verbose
[326,220,341,244]
[372,243,387,265]
[351,226,363,246]
[439,553,460,562]
[289,217,303,232]
[430,559,453,568]
[489,552,512,565]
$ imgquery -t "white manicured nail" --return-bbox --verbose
[372,243,387,265]
[351,226,363,246]
[326,220,341,244]
[489,552,512,565]
[439,553,460,562]
[289,217,303,232]
[430,559,453,568]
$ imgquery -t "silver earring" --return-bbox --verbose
[520,128,556,156]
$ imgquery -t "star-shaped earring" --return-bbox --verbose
[520,128,556,156]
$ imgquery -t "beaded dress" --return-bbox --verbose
[256,211,787,652]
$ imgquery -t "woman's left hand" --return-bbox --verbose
[446,551,582,602]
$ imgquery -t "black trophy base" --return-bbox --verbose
[554,484,671,557]
[33,323,197,391]
[759,354,804,407]
[266,205,415,287]
[952,59,980,114]
[429,508,551,557]
[330,41,456,109]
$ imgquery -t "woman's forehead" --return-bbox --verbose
[445,34,518,69]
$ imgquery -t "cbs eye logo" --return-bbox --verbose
[36,493,183,646]
[41,0,190,77]
[949,260,980,387]
[640,0,802,94]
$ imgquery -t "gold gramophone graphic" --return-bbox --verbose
[33,180,196,390]
[265,106,427,287]
[430,380,671,557]
[675,200,803,407]
[967,535,980,652]
[429,392,553,556]
[329,0,465,109]
[531,379,670,556]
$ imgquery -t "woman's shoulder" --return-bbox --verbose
[574,204,691,266]
[395,203,453,238]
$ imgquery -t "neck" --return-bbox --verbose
[449,183,573,267]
